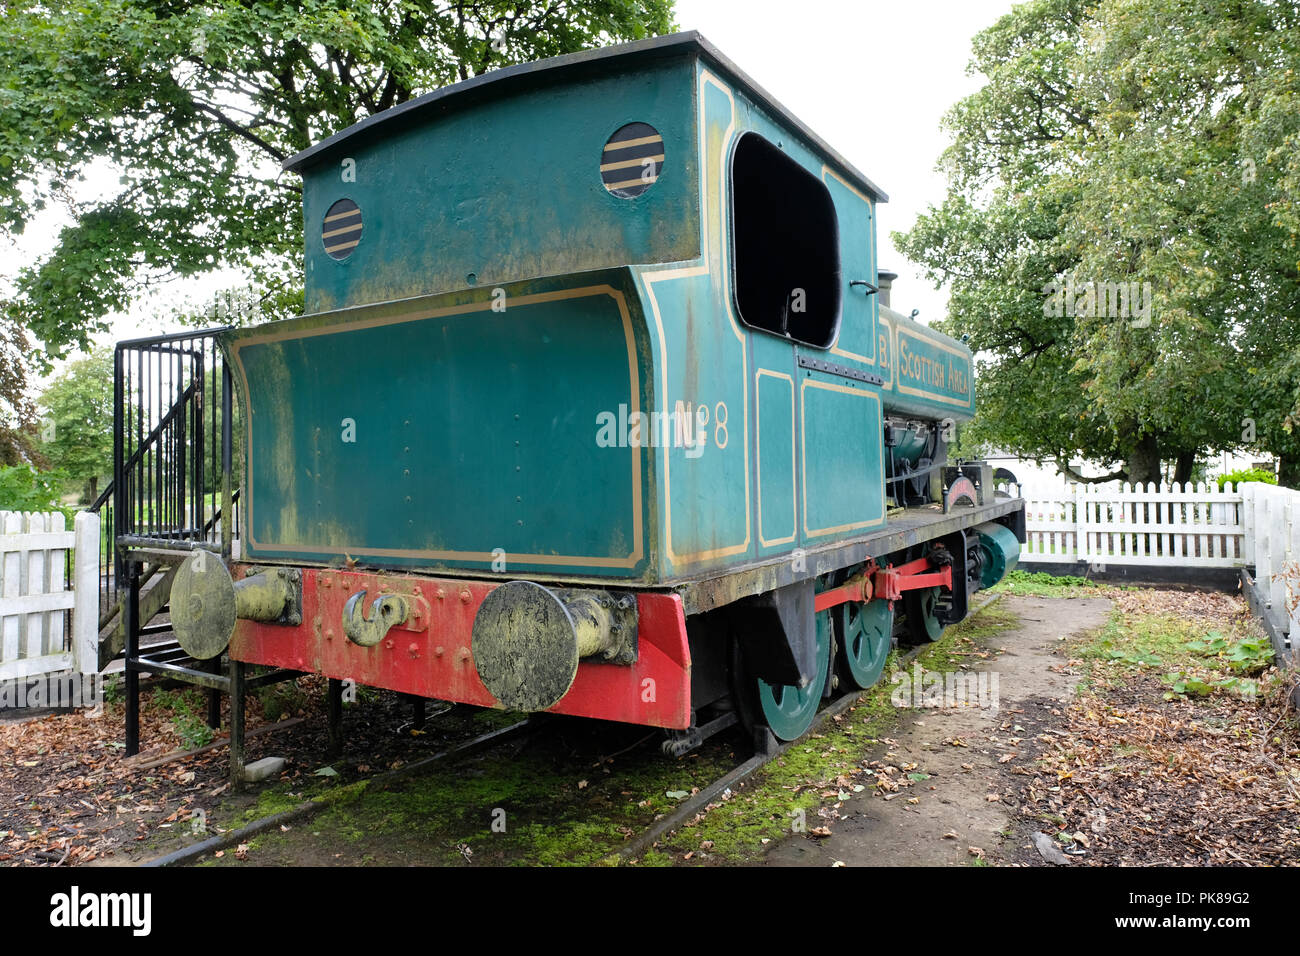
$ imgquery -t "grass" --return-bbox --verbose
[153,688,216,750]
[1072,607,1275,701]
[989,569,1106,598]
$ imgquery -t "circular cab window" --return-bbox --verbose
[322,198,363,260]
[601,123,664,198]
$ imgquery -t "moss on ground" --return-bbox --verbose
[201,601,1019,867]
[207,721,741,866]
[651,600,1015,864]
[989,569,1106,599]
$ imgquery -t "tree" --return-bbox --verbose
[897,0,1300,486]
[0,465,70,516]
[0,0,677,360]
[37,349,114,502]
[0,313,40,466]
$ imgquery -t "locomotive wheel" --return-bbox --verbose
[755,607,832,742]
[903,586,945,644]
[838,597,893,689]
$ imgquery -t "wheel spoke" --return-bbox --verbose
[904,585,945,644]
[839,597,892,689]
[755,605,832,741]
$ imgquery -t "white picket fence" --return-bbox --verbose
[0,510,100,682]
[1006,479,1300,649]
[1008,481,1247,568]
[1238,482,1300,645]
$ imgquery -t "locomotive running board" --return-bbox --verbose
[675,497,1025,616]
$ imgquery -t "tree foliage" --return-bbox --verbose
[0,0,676,358]
[37,348,114,502]
[0,465,70,516]
[897,0,1300,485]
[0,314,39,466]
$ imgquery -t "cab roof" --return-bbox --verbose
[282,31,887,203]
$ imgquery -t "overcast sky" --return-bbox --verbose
[4,0,1020,380]
[674,0,1019,321]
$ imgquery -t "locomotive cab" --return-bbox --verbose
[159,32,1023,749]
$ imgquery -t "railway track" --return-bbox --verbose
[142,594,1000,866]
[142,628,976,867]
[142,717,540,867]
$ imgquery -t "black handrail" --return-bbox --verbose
[93,327,239,637]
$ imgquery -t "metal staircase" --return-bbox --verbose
[90,328,295,780]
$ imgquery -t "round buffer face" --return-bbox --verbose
[471,580,581,712]
[170,552,237,660]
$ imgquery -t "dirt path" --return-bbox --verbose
[765,594,1113,866]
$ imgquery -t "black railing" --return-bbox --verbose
[90,328,240,625]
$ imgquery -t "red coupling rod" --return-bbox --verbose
[812,567,874,612]
[873,551,953,602]
[812,548,954,613]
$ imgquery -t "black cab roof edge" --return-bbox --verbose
[281,30,887,203]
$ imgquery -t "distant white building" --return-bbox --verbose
[979,449,1276,495]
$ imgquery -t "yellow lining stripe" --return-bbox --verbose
[324,239,360,254]
[600,153,665,172]
[756,369,797,548]
[233,285,645,568]
[641,69,751,566]
[605,175,658,190]
[800,380,885,537]
[323,208,361,224]
[322,223,363,239]
[603,134,662,151]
